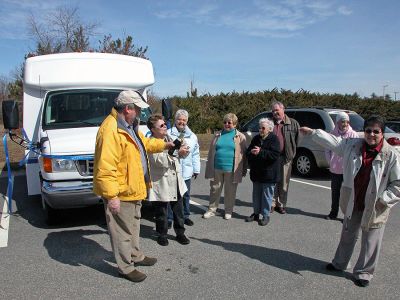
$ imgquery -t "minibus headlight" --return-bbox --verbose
[42,157,77,173]
[53,159,76,172]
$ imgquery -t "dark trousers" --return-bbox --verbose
[153,197,185,237]
[168,179,192,221]
[329,173,343,218]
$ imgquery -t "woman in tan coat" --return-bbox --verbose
[147,114,190,246]
[203,113,248,220]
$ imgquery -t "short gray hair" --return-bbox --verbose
[175,109,189,120]
[271,100,285,110]
[259,118,274,131]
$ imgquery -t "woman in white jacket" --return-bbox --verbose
[147,114,190,246]
[301,115,400,288]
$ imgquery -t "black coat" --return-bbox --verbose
[246,133,281,183]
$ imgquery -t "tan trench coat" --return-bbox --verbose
[147,146,188,202]
[205,129,248,183]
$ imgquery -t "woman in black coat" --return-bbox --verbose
[245,118,281,226]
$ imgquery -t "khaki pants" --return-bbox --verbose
[104,200,145,275]
[273,158,292,208]
[208,170,238,214]
[332,210,385,281]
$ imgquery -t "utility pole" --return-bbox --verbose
[394,91,399,101]
[382,84,388,99]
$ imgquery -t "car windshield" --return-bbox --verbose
[328,112,395,133]
[42,90,151,129]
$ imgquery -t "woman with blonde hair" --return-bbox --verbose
[203,113,247,220]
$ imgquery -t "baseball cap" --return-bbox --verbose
[114,90,149,108]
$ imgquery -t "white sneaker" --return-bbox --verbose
[224,214,232,220]
[203,211,215,219]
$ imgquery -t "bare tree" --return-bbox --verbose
[27,5,98,54]
[0,75,10,101]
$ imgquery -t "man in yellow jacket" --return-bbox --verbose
[93,90,174,282]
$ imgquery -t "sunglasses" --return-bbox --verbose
[259,127,268,130]
[224,121,233,125]
[157,123,167,129]
[364,128,381,135]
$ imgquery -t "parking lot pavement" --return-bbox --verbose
[0,164,399,299]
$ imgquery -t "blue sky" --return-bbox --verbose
[1,0,399,99]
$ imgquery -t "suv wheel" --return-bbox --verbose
[294,150,317,177]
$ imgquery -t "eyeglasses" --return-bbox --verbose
[365,128,381,135]
[224,121,233,125]
[259,127,268,130]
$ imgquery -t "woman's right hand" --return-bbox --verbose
[250,146,260,155]
[178,145,190,158]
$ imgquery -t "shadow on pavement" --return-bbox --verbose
[194,237,350,279]
[44,229,117,277]
[285,207,327,219]
[0,174,108,229]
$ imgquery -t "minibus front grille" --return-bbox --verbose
[75,160,94,176]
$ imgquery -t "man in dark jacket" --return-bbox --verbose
[271,100,300,214]
[245,118,281,225]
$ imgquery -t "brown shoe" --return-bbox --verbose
[135,256,157,267]
[119,270,147,282]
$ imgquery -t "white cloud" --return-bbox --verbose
[337,5,352,16]
[152,0,353,38]
[0,0,71,39]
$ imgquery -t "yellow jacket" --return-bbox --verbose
[93,108,165,201]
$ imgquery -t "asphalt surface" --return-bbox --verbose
[0,163,399,299]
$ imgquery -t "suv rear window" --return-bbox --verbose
[287,111,325,130]
[242,112,272,132]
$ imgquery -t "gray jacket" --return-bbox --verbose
[281,114,300,162]
[312,129,400,230]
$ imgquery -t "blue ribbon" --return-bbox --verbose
[3,134,14,214]
[18,128,93,165]
[2,130,95,215]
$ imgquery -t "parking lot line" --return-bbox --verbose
[290,178,331,190]
[189,200,208,211]
[0,198,10,248]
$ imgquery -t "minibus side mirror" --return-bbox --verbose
[2,100,20,130]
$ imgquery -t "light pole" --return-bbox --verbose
[382,84,388,99]
[394,91,399,101]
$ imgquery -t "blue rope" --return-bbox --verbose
[2,134,14,214]
[3,129,95,215]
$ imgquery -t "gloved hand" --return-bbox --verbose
[192,173,199,179]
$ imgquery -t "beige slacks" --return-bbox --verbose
[104,200,145,275]
[273,158,292,208]
[332,210,385,281]
[208,170,238,214]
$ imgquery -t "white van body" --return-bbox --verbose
[23,52,154,210]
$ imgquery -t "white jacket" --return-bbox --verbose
[147,138,187,202]
[168,126,201,180]
[312,129,400,230]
